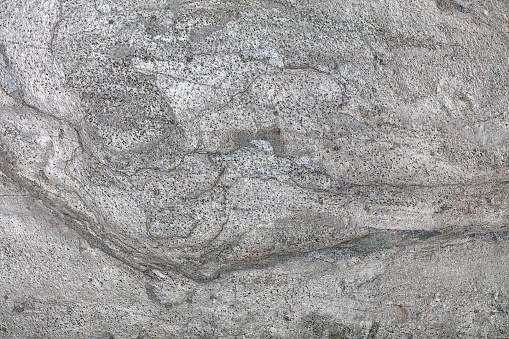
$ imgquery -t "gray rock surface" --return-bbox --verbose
[0,0,508,337]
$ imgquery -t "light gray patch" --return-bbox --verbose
[350,234,409,255]
[468,230,509,241]
[447,119,509,148]
[145,284,173,307]
[436,23,457,34]
[249,171,278,180]
[272,214,349,252]
[0,139,17,170]
[0,46,21,96]
[110,43,136,60]
[435,0,472,14]
[0,66,21,95]
[234,129,286,157]
[95,0,111,14]
[239,48,284,67]
[288,156,327,174]
[399,229,442,240]
[308,247,351,262]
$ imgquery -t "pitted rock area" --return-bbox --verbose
[0,0,508,338]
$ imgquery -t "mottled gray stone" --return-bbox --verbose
[0,0,508,337]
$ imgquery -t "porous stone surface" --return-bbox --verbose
[0,0,508,337]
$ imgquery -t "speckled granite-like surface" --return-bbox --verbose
[0,0,508,337]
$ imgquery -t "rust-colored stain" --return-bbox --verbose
[464,202,472,215]
[393,304,408,322]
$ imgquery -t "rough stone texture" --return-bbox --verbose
[0,0,508,338]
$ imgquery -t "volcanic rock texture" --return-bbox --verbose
[0,0,508,337]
